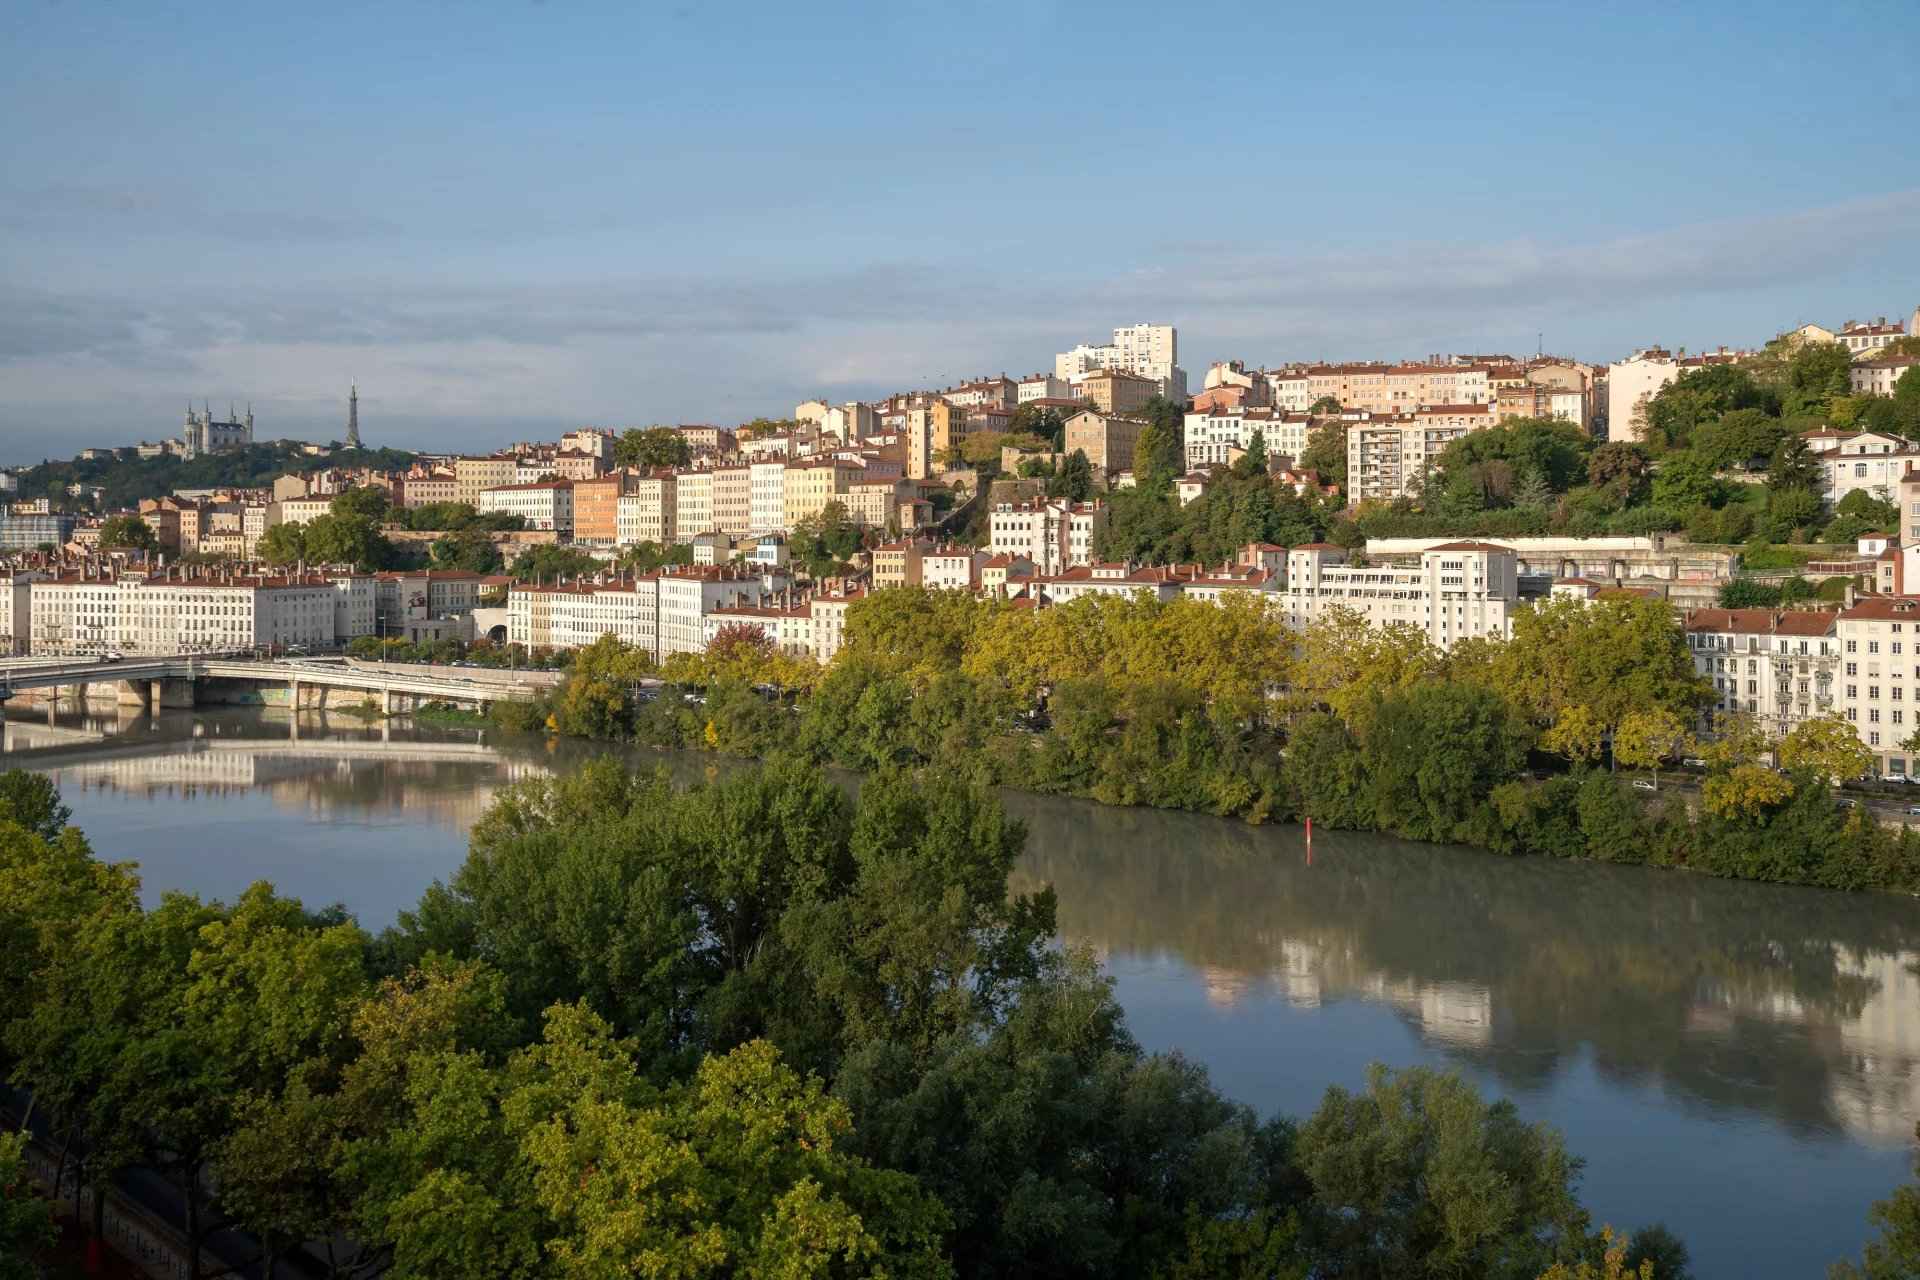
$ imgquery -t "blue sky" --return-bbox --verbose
[3,0,1918,463]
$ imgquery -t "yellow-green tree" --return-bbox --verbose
[1776,714,1872,783]
[1493,597,1708,744]
[1535,1228,1654,1280]
[1290,607,1443,734]
[1614,707,1692,787]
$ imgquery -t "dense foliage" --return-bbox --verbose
[0,768,1666,1278]
[10,442,416,513]
[510,588,1920,898]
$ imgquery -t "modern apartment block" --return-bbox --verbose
[1343,408,1492,503]
[1055,323,1187,399]
[1280,541,1518,648]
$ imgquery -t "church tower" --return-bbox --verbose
[347,385,361,448]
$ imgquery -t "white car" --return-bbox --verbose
[1631,779,1657,791]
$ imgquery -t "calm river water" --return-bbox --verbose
[7,704,1918,1278]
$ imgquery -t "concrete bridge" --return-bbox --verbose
[0,654,563,717]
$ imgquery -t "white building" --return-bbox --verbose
[704,603,814,657]
[1853,355,1920,398]
[1820,440,1920,507]
[657,567,775,661]
[27,572,338,657]
[987,500,1108,576]
[1018,373,1078,403]
[1836,596,1920,775]
[617,471,678,546]
[0,569,42,655]
[1055,323,1187,400]
[1183,407,1312,471]
[1838,315,1917,360]
[479,481,575,534]
[510,578,660,655]
[749,460,787,535]
[1281,542,1518,649]
[1684,608,1838,737]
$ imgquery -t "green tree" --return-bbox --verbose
[1586,443,1651,505]
[1300,422,1348,486]
[1643,364,1776,453]
[1309,395,1343,415]
[1047,449,1095,501]
[1832,1121,1920,1279]
[0,1131,55,1280]
[257,521,307,565]
[303,513,394,571]
[523,1033,953,1280]
[98,513,159,552]
[1297,1064,1596,1280]
[0,771,71,838]
[612,426,693,470]
[1368,680,1530,842]
[331,486,393,522]
[430,527,504,574]
[1780,341,1855,417]
[510,545,603,582]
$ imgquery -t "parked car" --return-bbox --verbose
[1681,756,1707,768]
[1838,798,1857,809]
[1906,805,1920,817]
[1631,779,1657,791]
[103,650,123,663]
[1887,773,1910,786]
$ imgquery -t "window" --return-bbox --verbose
[1849,640,1859,653]
[1849,662,1859,676]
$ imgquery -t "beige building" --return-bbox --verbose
[987,499,1108,575]
[712,464,752,535]
[1853,355,1920,398]
[871,538,933,589]
[1080,368,1159,414]
[616,471,677,546]
[1836,595,1920,774]
[674,469,715,542]
[478,481,574,533]
[395,473,458,508]
[1344,407,1491,504]
[1063,409,1149,473]
[455,456,519,505]
[782,459,862,529]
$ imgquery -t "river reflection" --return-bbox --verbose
[1006,795,1920,1147]
[7,708,1918,1275]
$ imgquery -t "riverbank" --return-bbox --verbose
[495,661,1920,898]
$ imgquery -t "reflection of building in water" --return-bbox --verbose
[1698,950,1920,1143]
[1199,936,1494,1047]
[41,741,551,837]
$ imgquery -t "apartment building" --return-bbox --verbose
[675,469,714,542]
[872,538,932,589]
[904,406,937,480]
[510,578,659,654]
[272,497,334,527]
[747,460,787,534]
[1019,373,1078,403]
[1182,407,1313,471]
[940,376,1017,410]
[676,425,736,456]
[1853,355,1920,398]
[1063,409,1149,473]
[1281,542,1517,648]
[783,459,862,529]
[1495,383,1591,430]
[455,456,519,505]
[394,473,458,508]
[705,603,814,657]
[657,566,775,660]
[1817,433,1920,505]
[1344,408,1491,503]
[571,473,629,547]
[921,545,984,591]
[327,573,377,640]
[479,481,574,534]
[808,586,864,664]
[28,571,339,656]
[616,471,678,546]
[1080,368,1159,415]
[1836,596,1920,775]
[846,479,909,531]
[1838,316,1915,360]
[1684,608,1838,738]
[561,428,614,462]
[1055,323,1187,399]
[373,570,500,636]
[986,500,1108,576]
[0,570,43,655]
[1605,348,1743,443]
[712,464,752,535]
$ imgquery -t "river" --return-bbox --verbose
[6,704,1917,1278]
